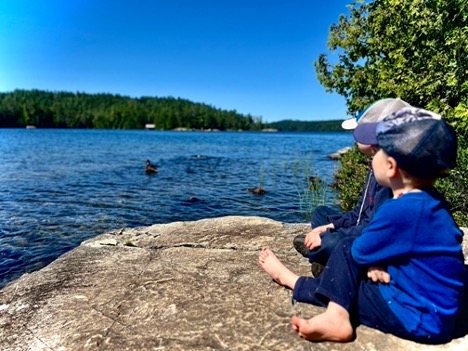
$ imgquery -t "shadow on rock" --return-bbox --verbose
[453,265,468,340]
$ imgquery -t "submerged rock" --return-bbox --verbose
[0,216,466,350]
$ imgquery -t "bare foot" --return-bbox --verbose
[258,247,299,289]
[291,302,354,342]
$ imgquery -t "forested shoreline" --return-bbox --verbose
[0,89,343,132]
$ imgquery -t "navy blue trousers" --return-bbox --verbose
[293,237,422,342]
[306,206,348,265]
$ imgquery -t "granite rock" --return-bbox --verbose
[0,216,467,351]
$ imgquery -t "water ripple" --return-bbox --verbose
[0,129,353,287]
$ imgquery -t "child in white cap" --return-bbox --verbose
[294,98,409,277]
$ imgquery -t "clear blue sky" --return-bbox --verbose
[0,1,352,123]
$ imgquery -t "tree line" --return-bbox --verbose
[0,89,345,132]
[268,119,343,132]
[0,89,264,131]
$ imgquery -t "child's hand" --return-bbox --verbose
[304,229,322,250]
[304,224,334,250]
[367,266,391,284]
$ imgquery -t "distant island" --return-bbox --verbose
[0,89,345,132]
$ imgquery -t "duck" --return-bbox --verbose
[248,187,267,195]
[145,160,158,174]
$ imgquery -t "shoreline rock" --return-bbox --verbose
[0,216,466,350]
[327,146,352,159]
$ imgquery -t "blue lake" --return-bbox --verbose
[0,129,354,288]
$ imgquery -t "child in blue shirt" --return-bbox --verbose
[259,107,465,343]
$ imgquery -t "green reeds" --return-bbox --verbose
[254,154,338,221]
[289,154,337,221]
[258,165,265,189]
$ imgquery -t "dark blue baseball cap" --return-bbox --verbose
[353,107,457,179]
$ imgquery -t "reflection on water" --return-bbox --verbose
[0,129,353,287]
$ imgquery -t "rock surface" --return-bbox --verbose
[0,216,467,351]
[327,146,353,159]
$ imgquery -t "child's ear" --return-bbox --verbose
[387,156,399,178]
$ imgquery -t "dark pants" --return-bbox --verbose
[311,205,343,228]
[293,237,425,342]
[307,206,347,265]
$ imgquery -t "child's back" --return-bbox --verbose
[352,189,465,340]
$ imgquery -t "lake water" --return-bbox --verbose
[0,129,353,288]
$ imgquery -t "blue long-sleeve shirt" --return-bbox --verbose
[352,189,465,340]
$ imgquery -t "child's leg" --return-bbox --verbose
[357,281,415,341]
[291,237,361,342]
[311,205,342,228]
[291,301,354,342]
[258,247,299,289]
[293,237,362,307]
[306,230,347,265]
[292,237,410,342]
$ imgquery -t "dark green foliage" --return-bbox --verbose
[435,134,468,226]
[320,0,468,226]
[315,0,468,116]
[267,119,344,132]
[333,146,369,212]
[0,89,264,131]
